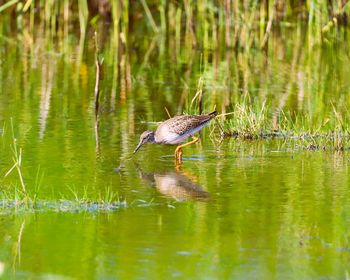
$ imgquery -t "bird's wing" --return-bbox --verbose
[155,114,216,144]
[166,115,213,135]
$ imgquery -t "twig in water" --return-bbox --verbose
[261,0,279,50]
[191,76,204,114]
[94,31,103,154]
[12,220,25,271]
[164,107,172,118]
[94,31,102,118]
[5,119,27,194]
[0,0,19,13]
[216,112,235,117]
[140,0,159,33]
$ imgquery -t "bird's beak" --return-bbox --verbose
[133,140,143,154]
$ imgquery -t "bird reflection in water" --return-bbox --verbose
[137,167,210,202]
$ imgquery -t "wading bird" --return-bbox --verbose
[134,111,217,163]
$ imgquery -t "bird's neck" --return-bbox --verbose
[148,132,156,143]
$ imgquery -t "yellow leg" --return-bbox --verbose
[174,136,199,163]
[175,162,182,172]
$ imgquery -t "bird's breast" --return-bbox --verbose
[155,125,184,144]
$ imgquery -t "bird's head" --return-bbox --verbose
[133,131,155,154]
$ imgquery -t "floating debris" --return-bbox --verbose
[113,166,122,173]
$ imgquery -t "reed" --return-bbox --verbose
[4,120,27,195]
[220,101,350,150]
[1,0,348,48]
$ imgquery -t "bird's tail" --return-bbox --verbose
[208,110,218,118]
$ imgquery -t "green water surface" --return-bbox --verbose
[0,26,350,279]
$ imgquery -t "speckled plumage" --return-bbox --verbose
[133,111,217,154]
[155,112,217,144]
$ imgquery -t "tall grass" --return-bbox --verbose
[4,120,27,195]
[217,101,350,150]
[1,1,349,47]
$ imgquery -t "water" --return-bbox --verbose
[1,27,350,279]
